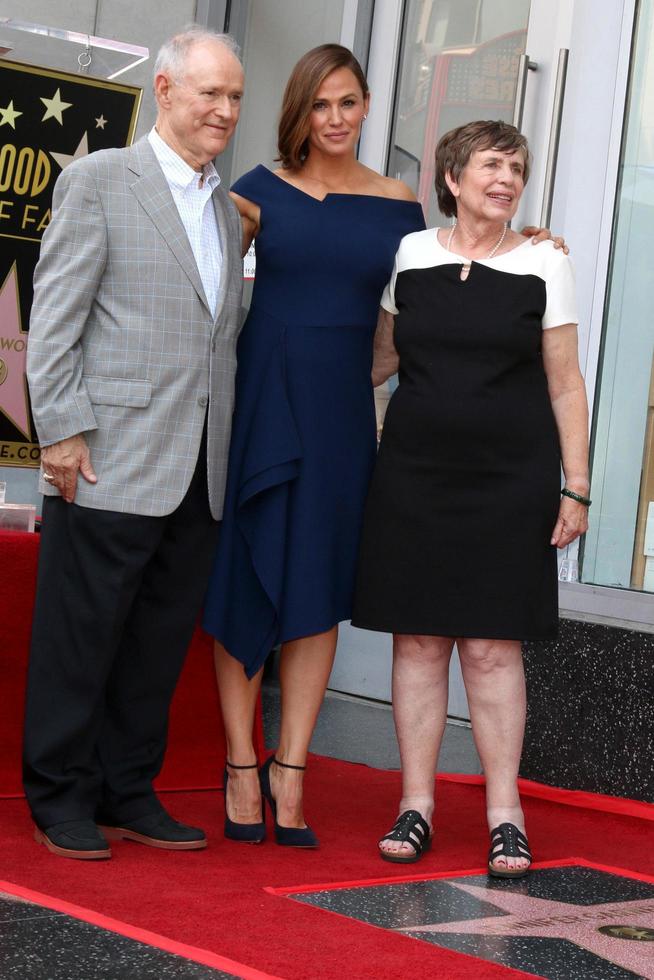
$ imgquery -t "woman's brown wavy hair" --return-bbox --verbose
[277,44,369,171]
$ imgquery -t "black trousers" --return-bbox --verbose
[22,447,220,829]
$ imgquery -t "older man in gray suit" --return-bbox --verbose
[23,27,245,859]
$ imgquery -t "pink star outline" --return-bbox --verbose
[398,880,654,978]
[0,263,30,438]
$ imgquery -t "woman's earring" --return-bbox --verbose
[363,114,367,120]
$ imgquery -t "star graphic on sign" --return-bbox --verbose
[40,87,73,124]
[95,114,107,129]
[0,99,22,129]
[49,132,89,171]
[0,263,31,439]
[398,879,654,978]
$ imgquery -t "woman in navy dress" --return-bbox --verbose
[202,45,425,845]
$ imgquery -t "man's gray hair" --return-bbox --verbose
[154,25,241,82]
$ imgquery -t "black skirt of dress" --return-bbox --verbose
[352,259,561,640]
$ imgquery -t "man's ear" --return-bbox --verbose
[154,72,173,108]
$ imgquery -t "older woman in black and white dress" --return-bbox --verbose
[353,120,590,876]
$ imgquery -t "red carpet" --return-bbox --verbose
[1,757,652,980]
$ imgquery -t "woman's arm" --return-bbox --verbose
[371,307,399,386]
[229,191,261,257]
[542,322,590,547]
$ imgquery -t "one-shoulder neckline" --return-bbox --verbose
[248,164,422,206]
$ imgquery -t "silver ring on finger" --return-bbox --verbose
[42,472,55,482]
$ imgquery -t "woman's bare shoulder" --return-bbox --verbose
[380,175,418,201]
[359,167,417,201]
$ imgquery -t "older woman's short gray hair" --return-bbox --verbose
[154,25,241,83]
[434,120,531,218]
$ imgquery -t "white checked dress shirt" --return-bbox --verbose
[148,127,222,318]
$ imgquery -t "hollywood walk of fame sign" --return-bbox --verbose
[287,862,654,980]
[0,59,141,467]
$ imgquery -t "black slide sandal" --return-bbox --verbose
[379,809,432,864]
[488,822,532,878]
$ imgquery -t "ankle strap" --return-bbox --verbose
[273,756,306,771]
[226,760,258,770]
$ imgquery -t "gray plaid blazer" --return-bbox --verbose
[27,136,243,519]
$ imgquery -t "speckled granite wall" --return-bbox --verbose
[521,619,654,802]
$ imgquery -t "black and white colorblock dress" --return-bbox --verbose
[352,231,578,640]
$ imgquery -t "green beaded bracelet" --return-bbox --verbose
[561,487,591,507]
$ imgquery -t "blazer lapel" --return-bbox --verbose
[127,139,211,314]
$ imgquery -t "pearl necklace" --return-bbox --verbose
[446,221,507,261]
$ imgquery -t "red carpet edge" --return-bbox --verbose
[438,772,654,821]
[0,878,283,980]
[265,856,654,896]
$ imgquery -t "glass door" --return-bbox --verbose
[387,0,531,227]
[581,0,654,592]
[377,0,576,233]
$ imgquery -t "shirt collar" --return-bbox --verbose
[148,127,221,191]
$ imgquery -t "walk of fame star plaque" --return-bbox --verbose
[281,860,654,979]
[0,59,141,467]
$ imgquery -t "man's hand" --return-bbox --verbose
[40,434,97,503]
[521,226,569,254]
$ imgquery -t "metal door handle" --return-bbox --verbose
[540,48,570,227]
[512,53,537,131]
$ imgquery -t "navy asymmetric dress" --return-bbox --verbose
[202,165,425,676]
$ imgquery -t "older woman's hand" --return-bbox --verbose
[550,495,589,547]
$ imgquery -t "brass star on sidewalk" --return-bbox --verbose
[0,99,22,129]
[95,114,107,129]
[49,132,89,171]
[40,88,73,124]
